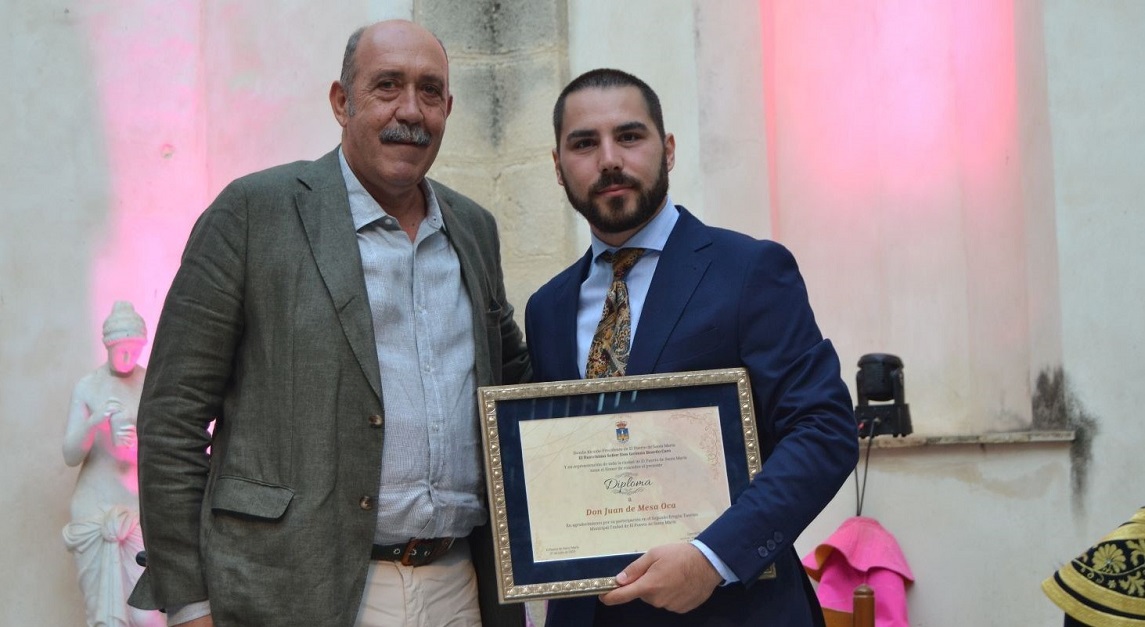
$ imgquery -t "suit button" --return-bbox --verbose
[766,540,777,551]
[368,414,384,428]
[757,546,768,558]
[359,496,374,510]
[773,531,784,543]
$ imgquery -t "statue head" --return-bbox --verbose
[102,301,147,374]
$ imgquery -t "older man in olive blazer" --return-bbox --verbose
[128,147,529,626]
[130,21,532,626]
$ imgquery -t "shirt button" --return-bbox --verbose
[368,414,384,428]
[359,496,374,510]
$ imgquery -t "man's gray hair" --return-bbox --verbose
[340,26,367,116]
[338,24,449,117]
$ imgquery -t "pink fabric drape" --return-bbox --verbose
[802,516,914,627]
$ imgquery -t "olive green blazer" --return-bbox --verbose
[129,149,529,626]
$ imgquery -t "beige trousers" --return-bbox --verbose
[355,538,482,627]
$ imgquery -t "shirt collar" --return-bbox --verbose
[338,147,444,233]
[589,194,680,260]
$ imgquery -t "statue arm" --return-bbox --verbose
[62,378,105,467]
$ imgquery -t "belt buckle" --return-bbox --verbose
[401,537,454,566]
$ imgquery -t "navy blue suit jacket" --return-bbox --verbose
[524,208,859,626]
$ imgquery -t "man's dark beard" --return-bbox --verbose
[563,155,670,234]
[379,123,432,146]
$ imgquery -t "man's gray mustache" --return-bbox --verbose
[379,124,432,146]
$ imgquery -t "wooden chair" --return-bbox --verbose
[822,583,875,627]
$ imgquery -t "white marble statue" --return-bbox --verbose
[62,301,162,627]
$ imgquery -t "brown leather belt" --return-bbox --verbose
[370,538,456,566]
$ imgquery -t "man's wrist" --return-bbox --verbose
[690,539,738,585]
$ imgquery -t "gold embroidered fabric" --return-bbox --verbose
[585,248,646,379]
[1043,507,1145,626]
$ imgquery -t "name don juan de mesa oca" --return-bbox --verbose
[585,502,678,517]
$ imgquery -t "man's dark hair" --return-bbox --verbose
[552,68,666,148]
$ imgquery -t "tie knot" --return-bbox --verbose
[601,248,646,280]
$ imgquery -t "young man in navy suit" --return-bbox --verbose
[525,68,859,626]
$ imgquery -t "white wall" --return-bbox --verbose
[1044,0,1145,557]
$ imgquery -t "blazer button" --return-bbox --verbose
[766,540,777,551]
[359,496,374,510]
[368,414,384,428]
[757,546,768,558]
[773,531,784,543]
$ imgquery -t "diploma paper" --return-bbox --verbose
[519,406,730,562]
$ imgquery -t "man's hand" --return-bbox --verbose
[598,543,723,613]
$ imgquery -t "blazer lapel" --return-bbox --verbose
[554,252,593,380]
[627,208,712,375]
[295,150,382,401]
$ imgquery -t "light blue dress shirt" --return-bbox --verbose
[340,150,486,545]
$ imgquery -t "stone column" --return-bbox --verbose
[419,0,578,311]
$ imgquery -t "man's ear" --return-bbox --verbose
[664,132,676,172]
[552,149,565,187]
[330,81,350,127]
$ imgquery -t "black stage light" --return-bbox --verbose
[855,353,912,438]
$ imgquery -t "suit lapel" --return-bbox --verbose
[554,252,593,380]
[626,209,712,375]
[295,150,382,401]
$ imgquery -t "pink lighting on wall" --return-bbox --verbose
[760,0,1019,227]
[81,2,207,365]
[760,0,1036,430]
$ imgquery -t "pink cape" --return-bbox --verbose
[802,516,914,627]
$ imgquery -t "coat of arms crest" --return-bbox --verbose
[615,420,630,443]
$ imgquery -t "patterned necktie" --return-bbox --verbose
[585,248,647,378]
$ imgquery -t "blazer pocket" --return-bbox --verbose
[211,475,295,520]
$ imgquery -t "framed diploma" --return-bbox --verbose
[477,367,762,603]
